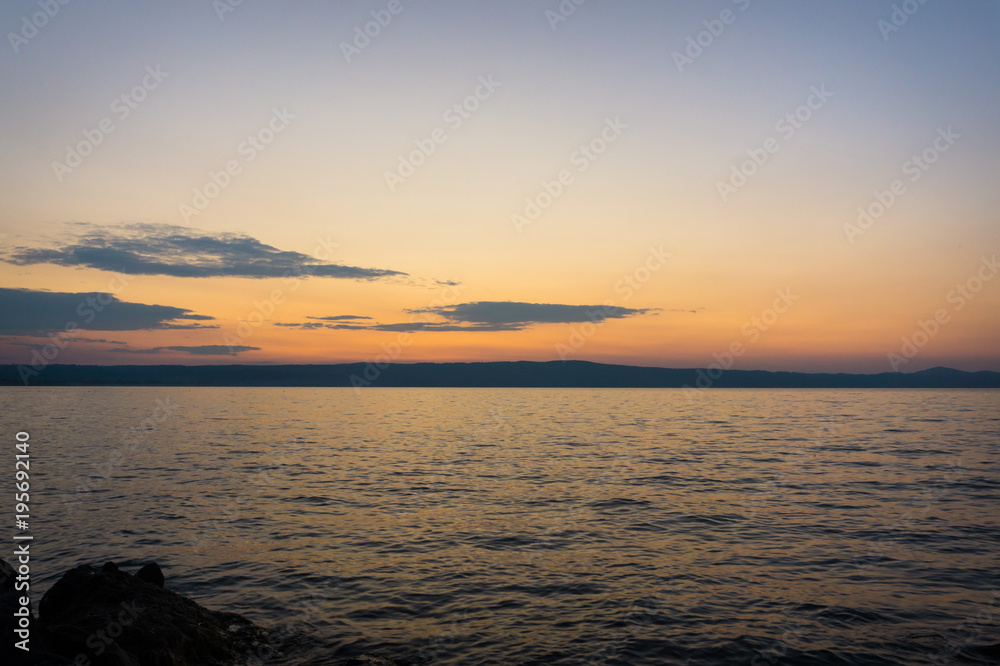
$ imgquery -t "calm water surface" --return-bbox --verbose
[2,388,999,665]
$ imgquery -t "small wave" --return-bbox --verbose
[587,498,652,511]
[812,605,895,627]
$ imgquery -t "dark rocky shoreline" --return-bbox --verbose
[1,558,398,666]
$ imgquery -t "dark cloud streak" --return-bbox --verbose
[274,301,659,333]
[109,345,260,356]
[307,315,372,322]
[0,288,215,336]
[408,301,658,325]
[4,223,406,281]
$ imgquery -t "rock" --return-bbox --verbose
[976,642,1000,657]
[0,556,19,606]
[1,558,401,666]
[134,563,164,589]
[1,559,74,665]
[1,558,26,658]
[36,561,273,666]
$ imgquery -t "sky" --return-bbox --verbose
[1,0,998,374]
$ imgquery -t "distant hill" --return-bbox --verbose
[2,361,1000,388]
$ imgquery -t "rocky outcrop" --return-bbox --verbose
[1,559,72,665]
[1,559,398,666]
[37,561,271,666]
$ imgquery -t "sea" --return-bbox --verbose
[2,387,999,665]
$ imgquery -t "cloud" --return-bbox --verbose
[109,345,260,356]
[275,322,332,330]
[7,337,128,346]
[0,288,216,336]
[408,301,658,325]
[307,315,372,322]
[370,322,524,332]
[273,301,658,333]
[3,223,406,281]
[275,321,524,332]
[273,315,374,329]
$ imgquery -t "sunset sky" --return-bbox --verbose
[1,0,998,373]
